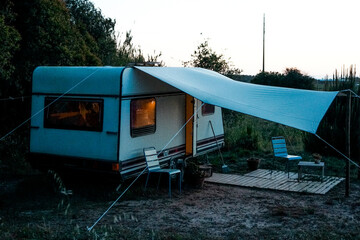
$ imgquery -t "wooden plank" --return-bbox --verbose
[225,175,241,184]
[248,171,282,185]
[245,169,272,179]
[297,176,332,194]
[276,179,300,191]
[260,177,285,189]
[206,173,225,182]
[306,175,338,193]
[210,173,230,181]
[247,170,274,181]
[315,177,343,194]
[205,171,343,195]
[307,177,333,193]
[237,176,258,186]
[277,178,299,189]
[208,173,220,179]
[253,175,282,188]
[222,175,239,183]
[304,181,325,194]
[261,170,285,180]
[295,175,330,193]
[242,176,268,187]
[290,181,314,192]
[319,178,344,194]
[261,174,288,189]
[302,182,323,194]
[244,171,275,185]
[261,171,289,186]
[229,176,250,186]
[244,169,263,177]
[209,174,241,185]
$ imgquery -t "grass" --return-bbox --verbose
[200,110,359,179]
[1,107,359,239]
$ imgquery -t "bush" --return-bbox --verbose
[222,109,304,157]
[251,68,315,90]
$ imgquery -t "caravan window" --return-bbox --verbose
[44,97,103,131]
[202,103,215,116]
[130,98,156,137]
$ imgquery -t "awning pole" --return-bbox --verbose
[345,91,351,197]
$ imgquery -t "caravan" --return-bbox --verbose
[28,66,224,179]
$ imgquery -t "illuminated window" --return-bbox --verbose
[131,98,156,137]
[202,103,215,116]
[44,97,103,131]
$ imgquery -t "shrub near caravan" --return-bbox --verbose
[28,66,224,179]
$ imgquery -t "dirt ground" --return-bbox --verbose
[1,172,360,240]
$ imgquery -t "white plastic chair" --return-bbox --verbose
[144,147,181,198]
[271,136,302,177]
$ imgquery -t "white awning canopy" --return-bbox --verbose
[135,67,339,134]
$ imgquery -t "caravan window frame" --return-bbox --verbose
[44,97,104,132]
[201,103,215,116]
[130,97,156,137]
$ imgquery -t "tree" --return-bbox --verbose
[0,0,21,98]
[283,68,315,90]
[11,0,103,96]
[115,31,145,65]
[251,68,315,90]
[0,0,164,173]
[304,65,360,178]
[65,0,117,65]
[251,71,284,87]
[184,40,242,76]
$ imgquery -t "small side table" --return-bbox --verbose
[298,161,325,182]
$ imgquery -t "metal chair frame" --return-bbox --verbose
[144,147,181,198]
[271,136,302,178]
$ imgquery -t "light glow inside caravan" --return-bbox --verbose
[130,98,156,137]
[44,97,103,131]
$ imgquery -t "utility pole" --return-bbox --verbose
[262,13,265,73]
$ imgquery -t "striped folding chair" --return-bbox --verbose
[271,136,302,178]
[144,147,181,198]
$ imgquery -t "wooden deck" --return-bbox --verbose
[205,169,344,195]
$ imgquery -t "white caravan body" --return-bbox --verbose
[29,66,224,179]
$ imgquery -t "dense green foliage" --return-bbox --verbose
[65,0,117,65]
[0,0,160,174]
[0,0,159,129]
[184,40,242,76]
[185,40,307,172]
[0,0,20,100]
[252,68,315,90]
[305,66,360,177]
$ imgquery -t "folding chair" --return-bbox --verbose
[271,136,302,178]
[144,147,181,198]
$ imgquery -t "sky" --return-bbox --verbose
[91,0,360,78]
